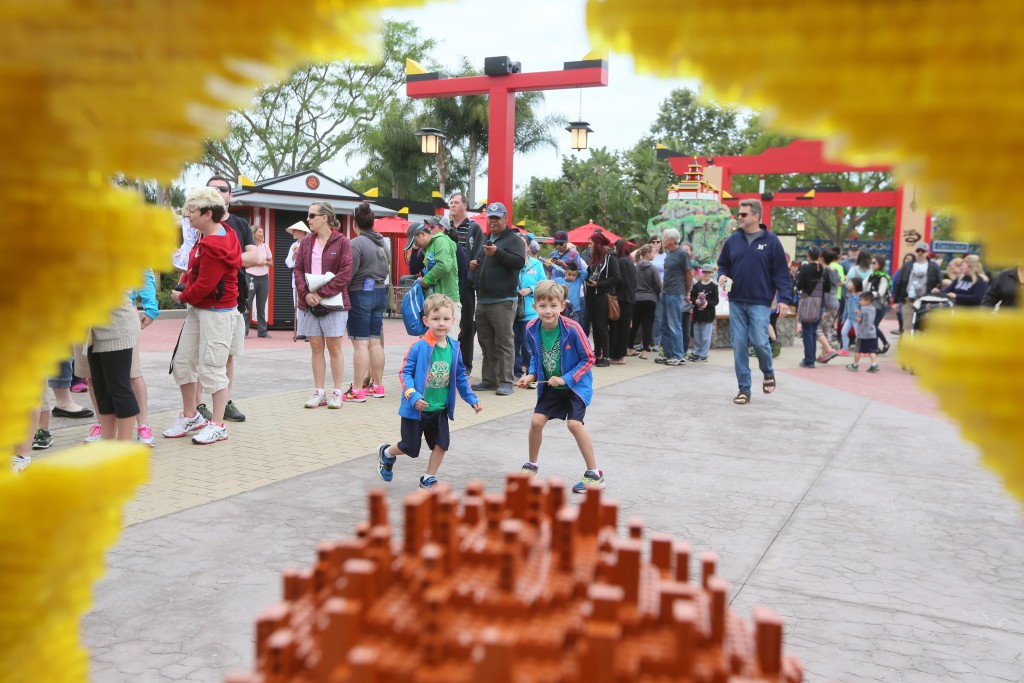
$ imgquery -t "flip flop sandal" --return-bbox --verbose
[763,375,777,394]
[733,391,751,405]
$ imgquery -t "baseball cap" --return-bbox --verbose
[553,230,569,244]
[915,241,930,252]
[702,263,716,272]
[486,202,507,218]
[423,216,442,229]
[404,222,428,250]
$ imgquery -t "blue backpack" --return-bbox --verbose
[401,281,428,336]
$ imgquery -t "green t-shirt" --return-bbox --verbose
[422,342,453,410]
[539,324,567,390]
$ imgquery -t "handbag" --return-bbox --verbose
[607,293,621,321]
[798,278,824,324]
[304,272,346,311]
[516,294,527,320]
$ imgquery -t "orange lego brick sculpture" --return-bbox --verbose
[226,476,803,683]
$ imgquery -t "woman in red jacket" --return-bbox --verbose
[292,201,353,409]
[165,187,242,445]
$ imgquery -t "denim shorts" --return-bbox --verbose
[346,287,388,340]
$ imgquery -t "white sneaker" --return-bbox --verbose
[83,423,103,443]
[191,422,228,445]
[328,389,343,409]
[11,455,31,473]
[304,390,327,409]
[163,412,208,438]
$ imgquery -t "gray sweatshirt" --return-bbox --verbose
[855,304,877,339]
[348,230,391,290]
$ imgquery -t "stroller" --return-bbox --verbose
[911,294,954,334]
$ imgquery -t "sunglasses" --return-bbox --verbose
[651,239,661,243]
[211,186,231,193]
[307,213,322,220]
[736,212,750,218]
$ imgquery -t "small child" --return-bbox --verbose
[377,294,482,489]
[838,276,864,356]
[554,262,586,325]
[515,281,602,494]
[687,264,720,362]
[847,291,880,373]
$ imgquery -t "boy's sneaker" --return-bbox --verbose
[419,475,439,490]
[196,403,213,421]
[342,386,366,403]
[771,340,782,358]
[11,454,31,473]
[654,356,669,364]
[665,357,685,366]
[328,389,345,409]
[867,364,881,373]
[163,412,208,438]
[70,378,89,393]
[572,469,605,494]
[304,390,327,409]
[846,363,859,372]
[377,444,396,482]
[192,422,228,445]
[371,383,386,398]
[223,401,246,422]
[837,349,850,357]
[521,462,539,476]
[136,424,156,447]
[83,424,103,443]
[31,429,52,450]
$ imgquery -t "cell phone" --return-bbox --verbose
[173,284,186,292]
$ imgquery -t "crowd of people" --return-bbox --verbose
[13,188,1022,481]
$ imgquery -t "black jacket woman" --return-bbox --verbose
[584,232,620,366]
[610,238,638,363]
[794,246,832,368]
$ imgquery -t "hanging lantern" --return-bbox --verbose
[565,121,593,151]
[796,220,806,233]
[416,127,445,154]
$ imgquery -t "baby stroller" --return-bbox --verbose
[911,294,954,334]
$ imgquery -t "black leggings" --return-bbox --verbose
[610,300,635,360]
[87,347,139,419]
[873,306,889,348]
[630,300,657,350]
[587,291,610,358]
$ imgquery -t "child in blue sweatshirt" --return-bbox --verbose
[554,262,586,325]
[516,280,602,493]
[377,294,481,489]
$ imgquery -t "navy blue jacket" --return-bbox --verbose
[716,226,792,307]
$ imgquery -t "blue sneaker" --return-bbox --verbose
[419,475,439,490]
[572,469,605,494]
[377,444,396,482]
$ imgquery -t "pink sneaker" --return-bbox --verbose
[342,386,366,403]
[83,423,102,443]
[136,424,155,447]
[837,349,850,357]
[371,383,386,398]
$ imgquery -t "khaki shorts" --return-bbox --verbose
[172,307,238,394]
[230,311,245,357]
[74,343,142,380]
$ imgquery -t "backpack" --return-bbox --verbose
[867,272,892,308]
[401,280,428,336]
[823,267,841,311]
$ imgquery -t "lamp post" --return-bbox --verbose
[415,127,445,155]
[796,220,806,233]
[566,121,593,151]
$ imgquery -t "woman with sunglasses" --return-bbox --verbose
[292,202,353,409]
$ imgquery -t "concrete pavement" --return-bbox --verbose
[40,318,1022,682]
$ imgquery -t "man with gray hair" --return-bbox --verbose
[655,228,693,366]
[717,199,792,404]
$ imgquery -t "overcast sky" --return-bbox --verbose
[324,0,698,200]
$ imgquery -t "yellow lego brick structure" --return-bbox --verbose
[586,0,1024,503]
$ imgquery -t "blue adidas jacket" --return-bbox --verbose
[398,331,479,420]
[717,226,792,307]
[525,315,595,405]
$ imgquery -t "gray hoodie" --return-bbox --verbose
[348,230,391,291]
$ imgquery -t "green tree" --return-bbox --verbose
[641,87,750,156]
[348,99,434,199]
[201,20,435,180]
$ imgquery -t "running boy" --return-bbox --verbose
[377,294,481,489]
[847,291,880,373]
[515,280,602,493]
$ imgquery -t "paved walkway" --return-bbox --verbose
[42,319,1021,683]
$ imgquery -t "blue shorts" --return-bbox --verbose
[397,410,450,458]
[534,388,586,423]
[857,338,878,354]
[346,287,388,340]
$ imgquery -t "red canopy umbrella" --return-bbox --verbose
[566,222,628,246]
[373,215,410,235]
[468,212,490,233]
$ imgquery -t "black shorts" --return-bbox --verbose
[534,388,587,423]
[397,410,450,458]
[857,338,879,354]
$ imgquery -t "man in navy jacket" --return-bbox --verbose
[717,199,792,404]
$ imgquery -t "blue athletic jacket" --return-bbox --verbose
[717,227,792,307]
[525,315,595,405]
[398,331,479,420]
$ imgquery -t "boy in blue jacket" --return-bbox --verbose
[515,280,602,493]
[377,294,482,490]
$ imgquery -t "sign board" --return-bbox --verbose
[931,240,979,253]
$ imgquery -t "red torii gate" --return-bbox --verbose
[405,57,609,220]
[662,139,930,266]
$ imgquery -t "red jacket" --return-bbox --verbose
[180,225,242,309]
[292,231,353,310]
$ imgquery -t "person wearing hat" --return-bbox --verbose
[416,216,460,339]
[547,230,585,279]
[284,221,311,341]
[892,241,941,333]
[470,202,527,396]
